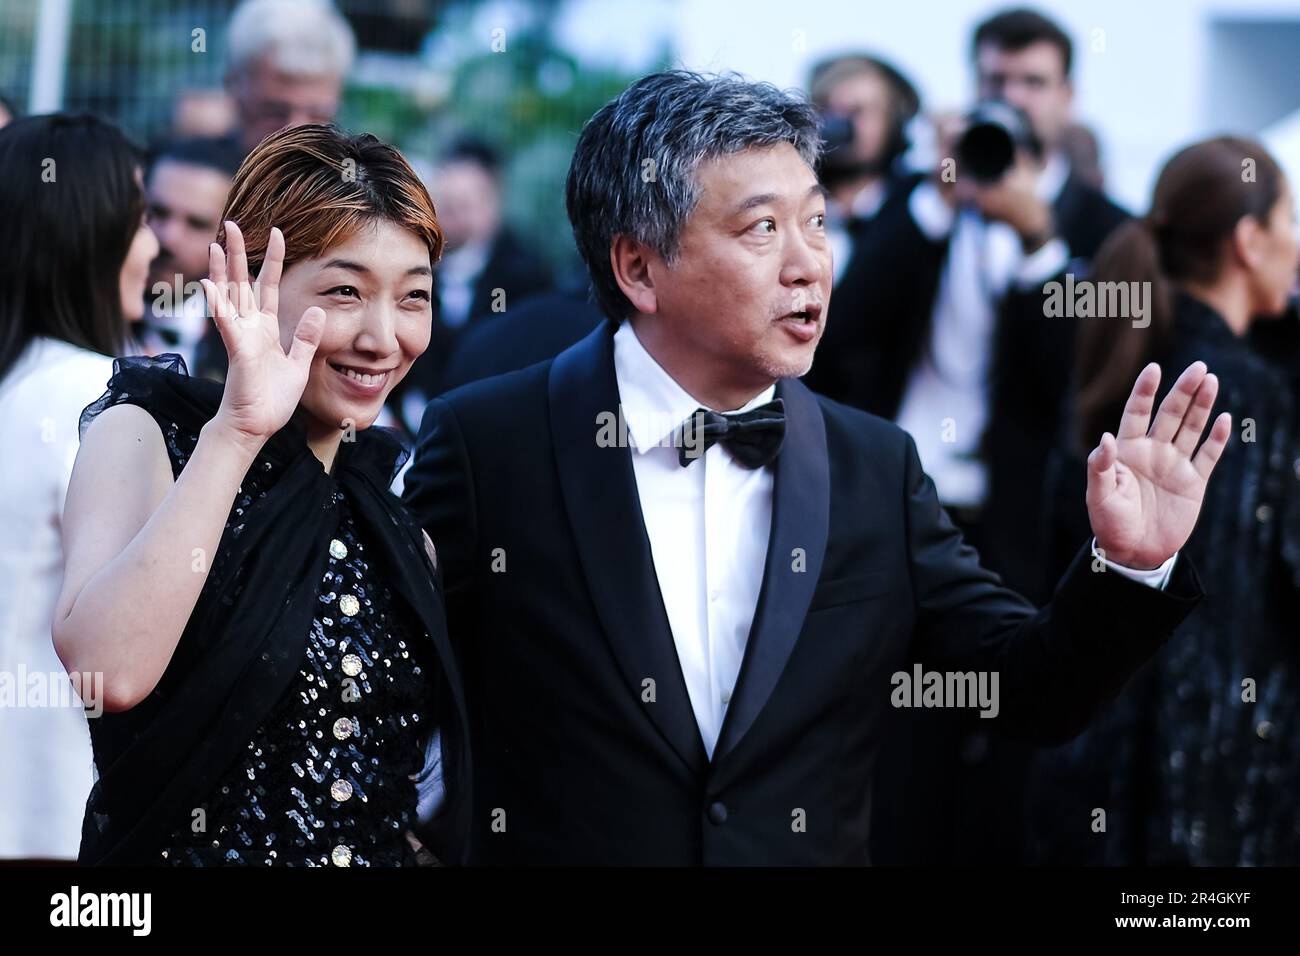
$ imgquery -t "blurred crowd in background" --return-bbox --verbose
[1,0,1299,867]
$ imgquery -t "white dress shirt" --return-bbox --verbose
[895,153,1071,508]
[613,322,775,758]
[436,240,491,330]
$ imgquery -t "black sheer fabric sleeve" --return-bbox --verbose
[77,353,220,480]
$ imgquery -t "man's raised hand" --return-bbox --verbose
[1086,361,1231,570]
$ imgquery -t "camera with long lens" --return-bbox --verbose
[954,100,1042,184]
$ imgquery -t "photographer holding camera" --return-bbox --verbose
[827,8,1130,867]
[807,53,922,285]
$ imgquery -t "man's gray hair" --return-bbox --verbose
[565,70,822,322]
[226,0,356,78]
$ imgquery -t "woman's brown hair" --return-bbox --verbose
[216,124,443,278]
[1074,136,1284,452]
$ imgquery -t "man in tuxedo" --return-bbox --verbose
[402,70,1228,866]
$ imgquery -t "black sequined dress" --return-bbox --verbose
[157,477,433,866]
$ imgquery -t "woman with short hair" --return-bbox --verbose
[55,124,470,866]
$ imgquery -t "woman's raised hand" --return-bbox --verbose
[201,222,326,443]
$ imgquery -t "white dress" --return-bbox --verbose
[0,336,116,859]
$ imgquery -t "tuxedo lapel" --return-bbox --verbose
[548,323,709,778]
[713,376,830,764]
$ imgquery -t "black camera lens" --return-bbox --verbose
[818,113,855,156]
[955,100,1039,184]
[957,121,1016,183]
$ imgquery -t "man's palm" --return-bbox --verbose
[1087,362,1231,570]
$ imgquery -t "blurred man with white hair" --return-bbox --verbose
[188,0,357,383]
[224,0,356,154]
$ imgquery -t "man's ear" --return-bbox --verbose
[610,234,659,315]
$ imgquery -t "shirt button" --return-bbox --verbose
[338,593,360,617]
[341,653,363,677]
[1257,720,1274,740]
[330,778,354,802]
[1256,504,1274,523]
[720,688,732,704]
[709,589,720,603]
[332,717,355,740]
[329,538,348,560]
[330,845,353,867]
[708,801,728,825]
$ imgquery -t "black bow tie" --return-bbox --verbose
[676,398,785,469]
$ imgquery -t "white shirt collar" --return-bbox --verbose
[849,178,888,219]
[827,178,887,231]
[439,239,491,283]
[612,321,777,454]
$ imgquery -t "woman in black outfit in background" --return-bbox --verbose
[1029,137,1300,865]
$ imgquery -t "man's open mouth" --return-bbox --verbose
[778,303,823,324]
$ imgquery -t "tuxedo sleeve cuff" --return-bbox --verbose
[1092,536,1178,590]
[1053,540,1202,675]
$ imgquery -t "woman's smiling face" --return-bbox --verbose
[277,218,434,434]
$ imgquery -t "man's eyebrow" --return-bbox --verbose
[731,183,827,215]
[731,192,779,215]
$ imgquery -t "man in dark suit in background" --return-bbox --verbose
[402,70,1229,866]
[437,281,604,393]
[138,137,243,375]
[394,137,553,430]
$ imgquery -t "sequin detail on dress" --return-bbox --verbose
[157,472,434,867]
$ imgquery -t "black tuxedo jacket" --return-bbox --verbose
[402,321,1200,865]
